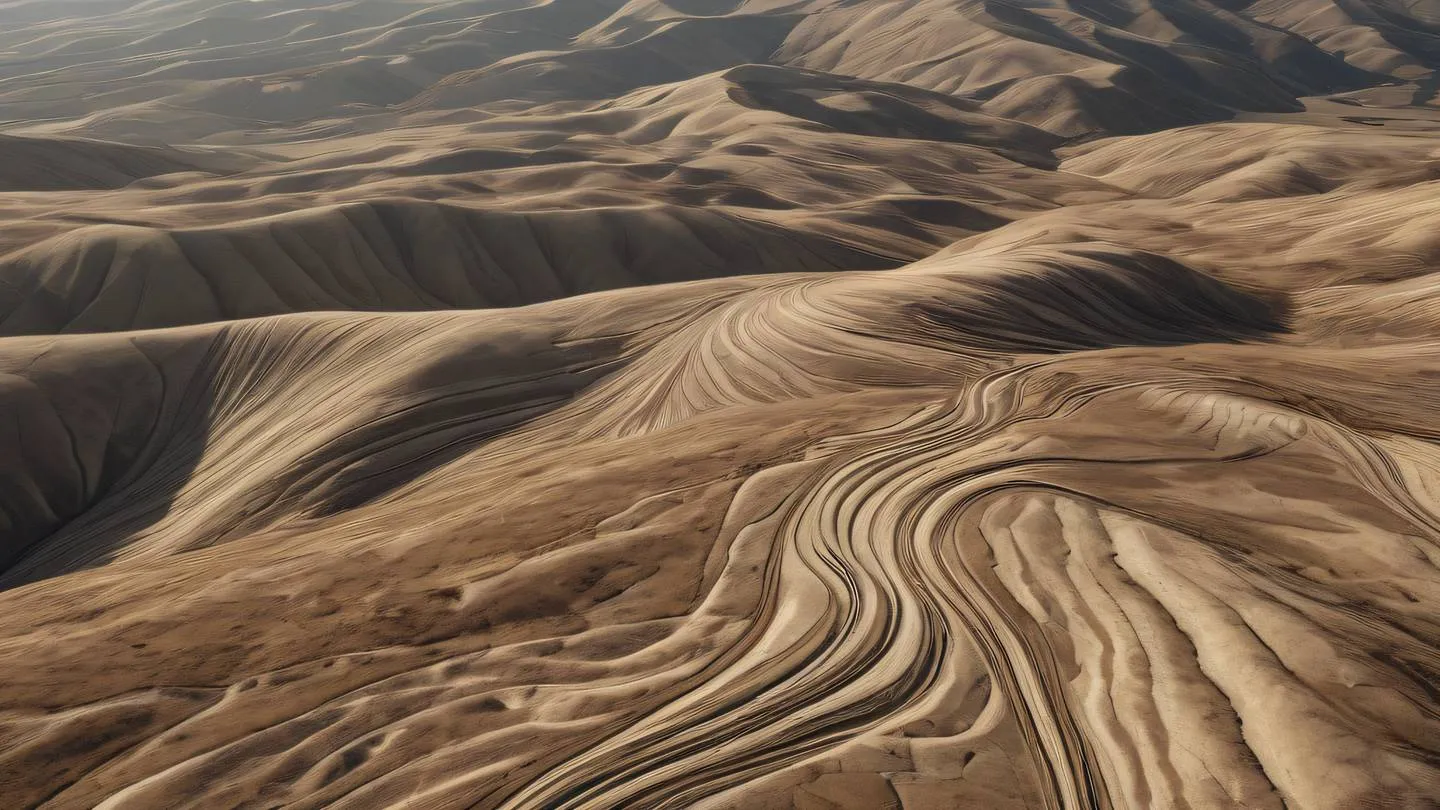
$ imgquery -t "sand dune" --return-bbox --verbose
[0,133,246,191]
[1,0,1439,808]
[0,200,900,336]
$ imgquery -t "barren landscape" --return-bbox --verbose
[1,0,1438,807]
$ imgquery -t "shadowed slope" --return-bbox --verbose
[1,0,1434,144]
[0,201,898,336]
[0,64,1098,335]
[0,304,628,586]
[0,133,245,191]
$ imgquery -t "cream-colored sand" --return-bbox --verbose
[1,0,1438,807]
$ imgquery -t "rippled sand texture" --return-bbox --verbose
[2,0,1440,808]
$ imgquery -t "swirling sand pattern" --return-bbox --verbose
[3,257,1439,808]
[502,359,1440,809]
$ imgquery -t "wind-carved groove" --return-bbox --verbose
[492,364,1368,808]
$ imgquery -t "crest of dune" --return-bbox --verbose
[0,0,1438,808]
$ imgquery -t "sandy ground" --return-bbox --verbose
[1,0,1439,807]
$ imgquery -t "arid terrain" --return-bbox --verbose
[1,0,1439,807]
